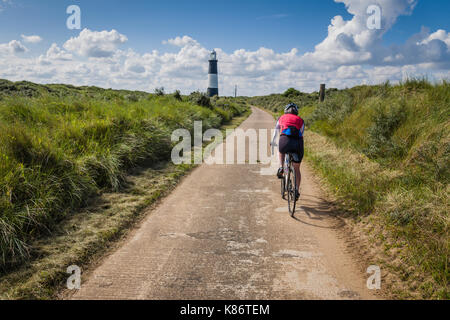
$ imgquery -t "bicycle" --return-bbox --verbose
[280,153,298,216]
[271,143,298,216]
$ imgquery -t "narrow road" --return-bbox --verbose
[72,107,376,300]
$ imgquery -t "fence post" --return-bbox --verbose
[319,84,326,102]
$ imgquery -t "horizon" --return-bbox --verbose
[0,0,449,96]
[2,76,444,98]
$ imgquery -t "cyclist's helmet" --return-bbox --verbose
[284,103,299,115]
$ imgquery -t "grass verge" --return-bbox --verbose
[250,80,448,299]
[0,109,251,300]
[303,131,448,299]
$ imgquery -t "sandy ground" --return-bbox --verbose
[71,107,378,300]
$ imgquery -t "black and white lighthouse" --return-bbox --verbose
[207,50,219,97]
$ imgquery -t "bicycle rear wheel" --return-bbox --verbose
[281,174,286,199]
[287,163,297,216]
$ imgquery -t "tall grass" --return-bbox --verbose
[251,80,449,299]
[0,80,247,267]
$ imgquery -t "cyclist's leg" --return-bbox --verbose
[293,162,301,189]
[278,136,290,178]
[276,152,285,178]
[291,138,304,192]
[278,136,289,167]
[279,152,285,168]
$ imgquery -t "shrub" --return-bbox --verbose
[125,94,139,102]
[154,87,165,96]
[283,88,302,98]
[173,90,182,101]
[188,91,212,109]
[364,102,407,159]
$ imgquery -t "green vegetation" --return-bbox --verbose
[250,80,449,299]
[0,79,248,269]
[248,87,337,113]
[0,110,251,300]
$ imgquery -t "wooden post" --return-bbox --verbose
[319,84,326,102]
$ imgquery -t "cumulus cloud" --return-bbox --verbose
[125,54,146,74]
[421,29,450,47]
[163,36,199,47]
[21,34,43,44]
[45,43,73,61]
[299,0,418,68]
[36,44,73,66]
[1,0,449,96]
[63,29,128,58]
[381,27,450,67]
[0,40,27,54]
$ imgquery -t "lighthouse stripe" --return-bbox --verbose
[207,88,219,96]
[208,74,218,89]
[208,61,218,74]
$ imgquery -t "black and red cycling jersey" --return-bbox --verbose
[275,114,305,139]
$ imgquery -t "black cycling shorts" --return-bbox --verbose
[279,135,304,163]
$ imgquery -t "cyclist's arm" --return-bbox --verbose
[271,120,280,146]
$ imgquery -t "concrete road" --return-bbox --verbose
[72,107,377,300]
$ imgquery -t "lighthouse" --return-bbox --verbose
[207,50,219,97]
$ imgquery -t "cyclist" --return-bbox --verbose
[271,103,305,200]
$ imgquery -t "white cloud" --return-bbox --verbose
[420,29,450,47]
[63,29,128,58]
[0,0,449,96]
[21,34,43,44]
[125,56,146,74]
[298,0,418,68]
[0,40,27,54]
[45,43,73,61]
[163,36,199,47]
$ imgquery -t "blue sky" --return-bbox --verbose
[3,0,449,53]
[0,0,449,95]
[1,0,352,53]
